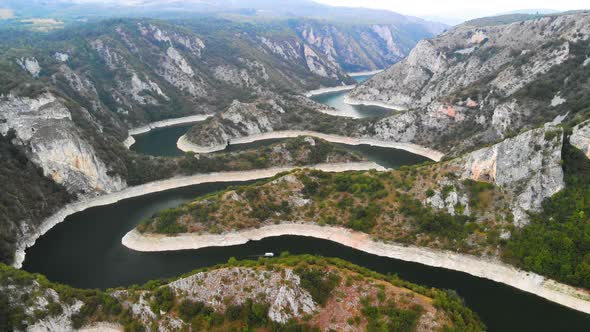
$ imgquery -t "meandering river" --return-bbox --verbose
[309,72,394,118]
[22,180,590,331]
[22,73,590,331]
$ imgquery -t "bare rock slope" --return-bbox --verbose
[348,12,590,156]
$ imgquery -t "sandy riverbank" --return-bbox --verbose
[13,162,382,269]
[347,69,383,77]
[122,223,590,315]
[304,85,356,98]
[343,95,406,111]
[177,130,444,161]
[123,114,213,149]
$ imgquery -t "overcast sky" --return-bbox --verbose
[314,0,588,21]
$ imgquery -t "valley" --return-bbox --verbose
[1,2,590,331]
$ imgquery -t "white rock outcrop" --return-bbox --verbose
[168,267,316,323]
[16,57,41,77]
[349,13,590,109]
[303,44,335,78]
[570,120,590,159]
[0,93,126,196]
[458,126,565,225]
[53,52,69,62]
[2,281,84,332]
[166,46,194,76]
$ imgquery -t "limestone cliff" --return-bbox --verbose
[5,19,357,132]
[350,13,589,108]
[295,21,430,72]
[571,119,590,158]
[348,12,590,156]
[184,95,359,149]
[1,257,480,331]
[0,93,125,196]
[456,126,565,225]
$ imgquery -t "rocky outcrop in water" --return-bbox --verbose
[184,95,359,149]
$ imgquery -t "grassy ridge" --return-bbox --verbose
[0,255,484,331]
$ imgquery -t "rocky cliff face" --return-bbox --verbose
[4,19,357,132]
[184,13,590,159]
[456,126,565,225]
[571,119,590,158]
[184,95,359,148]
[2,257,473,331]
[0,93,125,196]
[348,12,590,156]
[166,267,315,324]
[350,13,589,108]
[295,21,431,72]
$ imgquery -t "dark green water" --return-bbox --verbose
[310,72,391,118]
[222,138,430,169]
[130,124,192,157]
[131,131,431,168]
[310,90,393,118]
[352,74,374,83]
[311,75,393,119]
[22,181,590,332]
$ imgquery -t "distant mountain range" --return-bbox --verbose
[497,8,560,15]
[0,0,446,32]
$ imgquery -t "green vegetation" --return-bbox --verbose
[0,130,73,264]
[361,296,423,332]
[398,193,475,241]
[517,39,590,126]
[0,255,485,331]
[151,209,187,234]
[462,179,495,210]
[433,290,484,332]
[126,135,361,186]
[295,266,341,305]
[505,142,590,288]
[141,161,510,255]
[464,13,547,27]
[0,264,141,331]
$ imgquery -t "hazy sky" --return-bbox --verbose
[314,0,588,20]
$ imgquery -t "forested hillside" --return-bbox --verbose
[0,130,72,264]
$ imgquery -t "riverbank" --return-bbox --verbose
[343,95,406,111]
[122,223,590,315]
[123,114,213,149]
[13,162,383,269]
[177,130,444,161]
[347,69,383,77]
[304,85,356,98]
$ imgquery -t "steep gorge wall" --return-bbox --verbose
[346,13,590,156]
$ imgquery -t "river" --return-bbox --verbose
[308,73,394,119]
[22,73,590,331]
[22,180,590,331]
